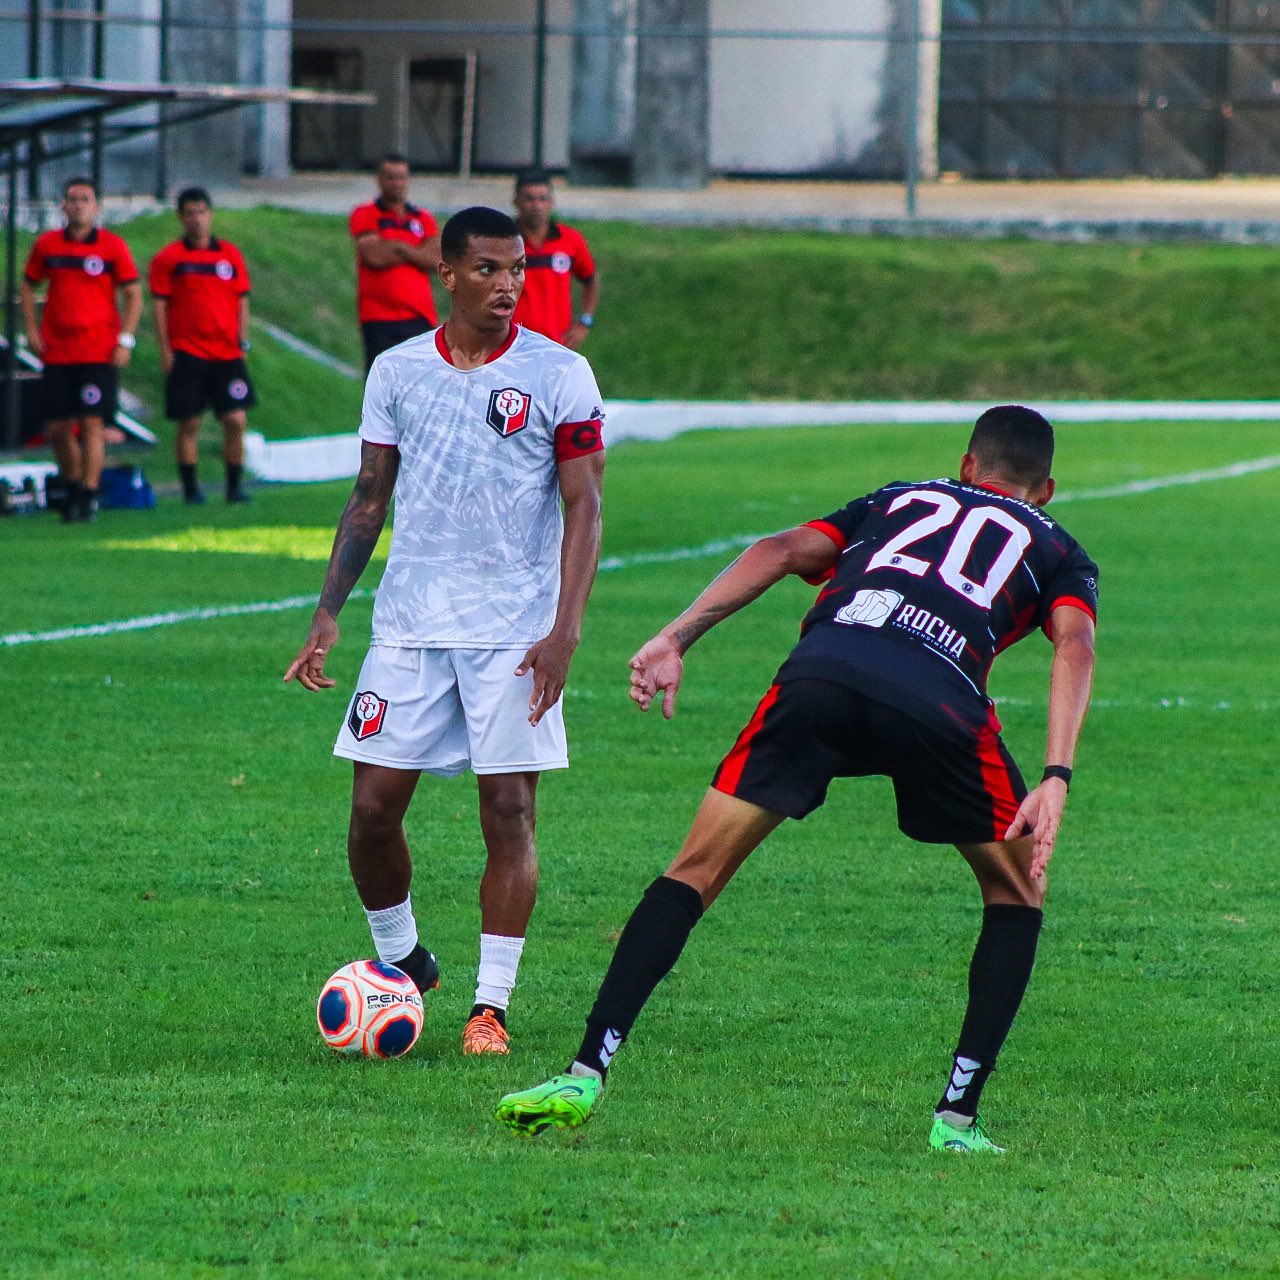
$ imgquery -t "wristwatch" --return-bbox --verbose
[578,314,594,328]
[116,332,137,349]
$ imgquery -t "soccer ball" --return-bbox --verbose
[316,960,424,1058]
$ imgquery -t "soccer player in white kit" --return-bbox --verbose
[285,207,607,1055]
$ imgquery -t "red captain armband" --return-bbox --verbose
[554,417,605,462]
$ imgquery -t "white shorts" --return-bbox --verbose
[333,646,568,776]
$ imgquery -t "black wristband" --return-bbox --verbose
[1041,765,1073,789]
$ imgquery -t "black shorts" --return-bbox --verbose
[711,678,1028,845]
[165,351,257,420]
[42,363,117,423]
[361,318,433,370]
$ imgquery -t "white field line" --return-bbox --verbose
[5,452,1280,649]
[1053,453,1280,503]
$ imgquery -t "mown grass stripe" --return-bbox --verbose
[6,450,1280,649]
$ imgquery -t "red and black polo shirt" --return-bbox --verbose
[350,198,439,324]
[513,221,596,343]
[149,235,251,362]
[24,227,139,364]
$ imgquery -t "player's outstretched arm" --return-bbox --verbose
[284,442,399,692]
[629,526,840,719]
[1005,605,1096,877]
[518,451,606,725]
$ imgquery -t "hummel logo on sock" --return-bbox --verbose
[600,1028,623,1069]
[945,1055,983,1104]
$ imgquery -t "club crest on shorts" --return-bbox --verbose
[80,383,102,406]
[228,378,249,401]
[486,387,532,438]
[349,690,388,740]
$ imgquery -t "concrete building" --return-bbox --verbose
[3,0,934,193]
[6,1,1280,193]
[288,1,937,183]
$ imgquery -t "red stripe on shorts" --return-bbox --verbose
[714,684,781,796]
[976,710,1021,841]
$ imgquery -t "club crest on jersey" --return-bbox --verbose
[215,259,235,280]
[551,251,572,274]
[83,255,105,277]
[835,588,903,628]
[349,690,388,740]
[486,387,532,438]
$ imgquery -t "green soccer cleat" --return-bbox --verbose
[495,1073,601,1137]
[928,1113,1006,1155]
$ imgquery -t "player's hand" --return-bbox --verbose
[1004,778,1068,879]
[284,611,340,692]
[628,633,683,719]
[112,342,132,369]
[517,628,578,726]
[561,322,590,351]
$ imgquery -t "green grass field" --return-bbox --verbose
[3,418,1279,1278]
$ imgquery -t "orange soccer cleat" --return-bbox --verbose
[462,1007,510,1055]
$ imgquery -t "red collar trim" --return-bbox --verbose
[977,481,1018,498]
[435,322,519,367]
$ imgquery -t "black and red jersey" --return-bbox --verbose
[513,221,595,342]
[149,235,251,361]
[350,199,439,324]
[781,478,1098,730]
[24,227,138,364]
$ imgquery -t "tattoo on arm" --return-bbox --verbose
[317,445,399,616]
[671,603,735,653]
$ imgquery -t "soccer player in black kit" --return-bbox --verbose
[496,405,1097,1153]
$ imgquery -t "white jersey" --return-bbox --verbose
[359,323,605,648]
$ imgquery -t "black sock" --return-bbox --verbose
[60,480,82,520]
[391,943,439,994]
[81,487,98,514]
[179,463,199,497]
[469,1003,506,1028]
[570,875,704,1079]
[225,463,243,499]
[937,904,1043,1117]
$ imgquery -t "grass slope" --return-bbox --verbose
[17,210,1280,457]
[2,420,1279,1277]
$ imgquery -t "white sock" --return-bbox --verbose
[474,933,525,1011]
[568,1061,603,1083]
[365,896,418,963]
[935,1110,974,1129]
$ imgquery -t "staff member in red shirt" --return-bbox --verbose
[20,176,141,523]
[150,187,255,505]
[350,154,441,371]
[511,169,599,350]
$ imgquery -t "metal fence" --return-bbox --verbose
[6,2,1280,195]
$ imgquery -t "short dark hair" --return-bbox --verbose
[441,206,522,262]
[967,405,1055,488]
[378,152,409,170]
[514,167,552,192]
[176,186,212,212]
[63,176,97,197]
